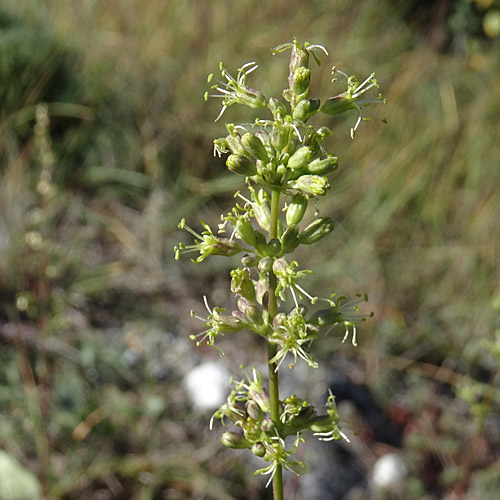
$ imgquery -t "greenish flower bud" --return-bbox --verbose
[287,146,314,171]
[290,67,311,96]
[249,387,270,413]
[246,400,263,421]
[241,253,260,267]
[252,189,271,232]
[257,131,274,159]
[237,297,263,326]
[255,278,269,305]
[289,41,310,74]
[254,230,267,254]
[286,193,308,225]
[231,268,256,302]
[251,442,266,457]
[237,296,252,314]
[271,123,291,153]
[221,432,251,449]
[268,97,287,120]
[241,132,269,162]
[258,256,273,273]
[272,257,289,277]
[231,310,247,322]
[298,217,335,245]
[266,238,281,258]
[244,421,262,442]
[260,418,274,433]
[226,154,257,177]
[248,231,267,254]
[226,132,248,156]
[292,174,330,196]
[279,224,299,255]
[235,220,256,247]
[287,137,300,157]
[306,154,338,175]
[292,97,321,122]
[320,95,356,116]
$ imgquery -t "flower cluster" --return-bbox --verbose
[175,39,384,492]
[212,368,347,486]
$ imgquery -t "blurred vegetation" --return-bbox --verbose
[0,0,499,499]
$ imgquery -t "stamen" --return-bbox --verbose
[203,295,212,314]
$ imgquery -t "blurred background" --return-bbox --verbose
[1,0,499,499]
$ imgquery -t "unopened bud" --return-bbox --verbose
[242,133,269,162]
[237,297,263,326]
[290,67,311,96]
[254,230,267,254]
[221,431,251,449]
[246,400,263,421]
[292,174,330,196]
[251,442,266,457]
[287,146,314,171]
[292,97,321,122]
[226,132,248,156]
[279,224,299,255]
[266,238,281,258]
[231,310,247,322]
[286,193,308,225]
[289,41,310,74]
[272,257,288,275]
[298,217,335,245]
[235,220,256,246]
[253,189,271,232]
[226,154,257,177]
[244,421,262,442]
[255,278,269,305]
[306,155,338,175]
[249,387,270,413]
[260,418,274,433]
[271,123,291,153]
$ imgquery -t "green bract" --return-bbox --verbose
[176,39,385,499]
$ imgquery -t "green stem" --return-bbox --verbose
[267,188,284,500]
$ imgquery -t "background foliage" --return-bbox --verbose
[1,0,499,499]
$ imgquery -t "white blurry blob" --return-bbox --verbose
[184,361,230,411]
[372,452,407,489]
[0,450,42,500]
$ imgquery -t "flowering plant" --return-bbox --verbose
[175,39,384,499]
